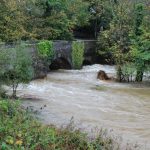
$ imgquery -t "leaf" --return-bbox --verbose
[1,142,7,150]
[15,140,23,146]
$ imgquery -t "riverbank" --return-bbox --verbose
[0,99,121,150]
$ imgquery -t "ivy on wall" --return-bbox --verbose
[37,40,55,60]
[72,41,84,69]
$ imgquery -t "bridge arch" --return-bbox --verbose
[82,59,92,66]
[49,57,72,70]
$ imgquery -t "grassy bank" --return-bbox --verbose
[0,99,120,150]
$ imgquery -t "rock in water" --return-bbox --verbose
[97,70,109,80]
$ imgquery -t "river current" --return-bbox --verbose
[17,64,150,149]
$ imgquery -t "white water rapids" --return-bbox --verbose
[16,64,150,149]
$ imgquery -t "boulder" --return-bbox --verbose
[97,70,109,80]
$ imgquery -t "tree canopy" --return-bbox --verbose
[0,0,90,41]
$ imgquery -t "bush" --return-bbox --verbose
[121,63,136,82]
[0,99,120,150]
[0,42,34,98]
[37,40,54,60]
[72,41,84,69]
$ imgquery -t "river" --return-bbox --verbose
[17,64,150,149]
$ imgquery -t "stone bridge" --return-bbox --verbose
[50,40,97,69]
[0,40,97,78]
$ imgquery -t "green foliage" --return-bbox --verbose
[72,41,85,69]
[0,0,27,42]
[37,40,55,72]
[97,30,114,64]
[0,99,119,150]
[33,0,90,40]
[121,63,136,82]
[37,40,54,59]
[0,0,149,42]
[97,0,150,82]
[0,42,34,98]
[84,0,113,38]
[47,0,90,27]
[130,3,150,81]
[97,1,132,81]
[0,0,90,41]
[134,3,144,36]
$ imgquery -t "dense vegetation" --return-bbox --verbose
[0,0,90,41]
[0,0,149,82]
[96,0,150,82]
[0,99,121,150]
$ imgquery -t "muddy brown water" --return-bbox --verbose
[16,65,150,149]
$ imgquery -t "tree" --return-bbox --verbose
[0,0,27,42]
[0,42,33,98]
[45,0,90,39]
[130,3,150,81]
[97,0,133,81]
[84,0,112,38]
[97,0,150,82]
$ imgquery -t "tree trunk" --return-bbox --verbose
[95,18,98,38]
[12,83,18,99]
[117,66,122,82]
[12,88,17,99]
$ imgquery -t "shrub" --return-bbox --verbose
[121,63,136,82]
[72,41,84,69]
